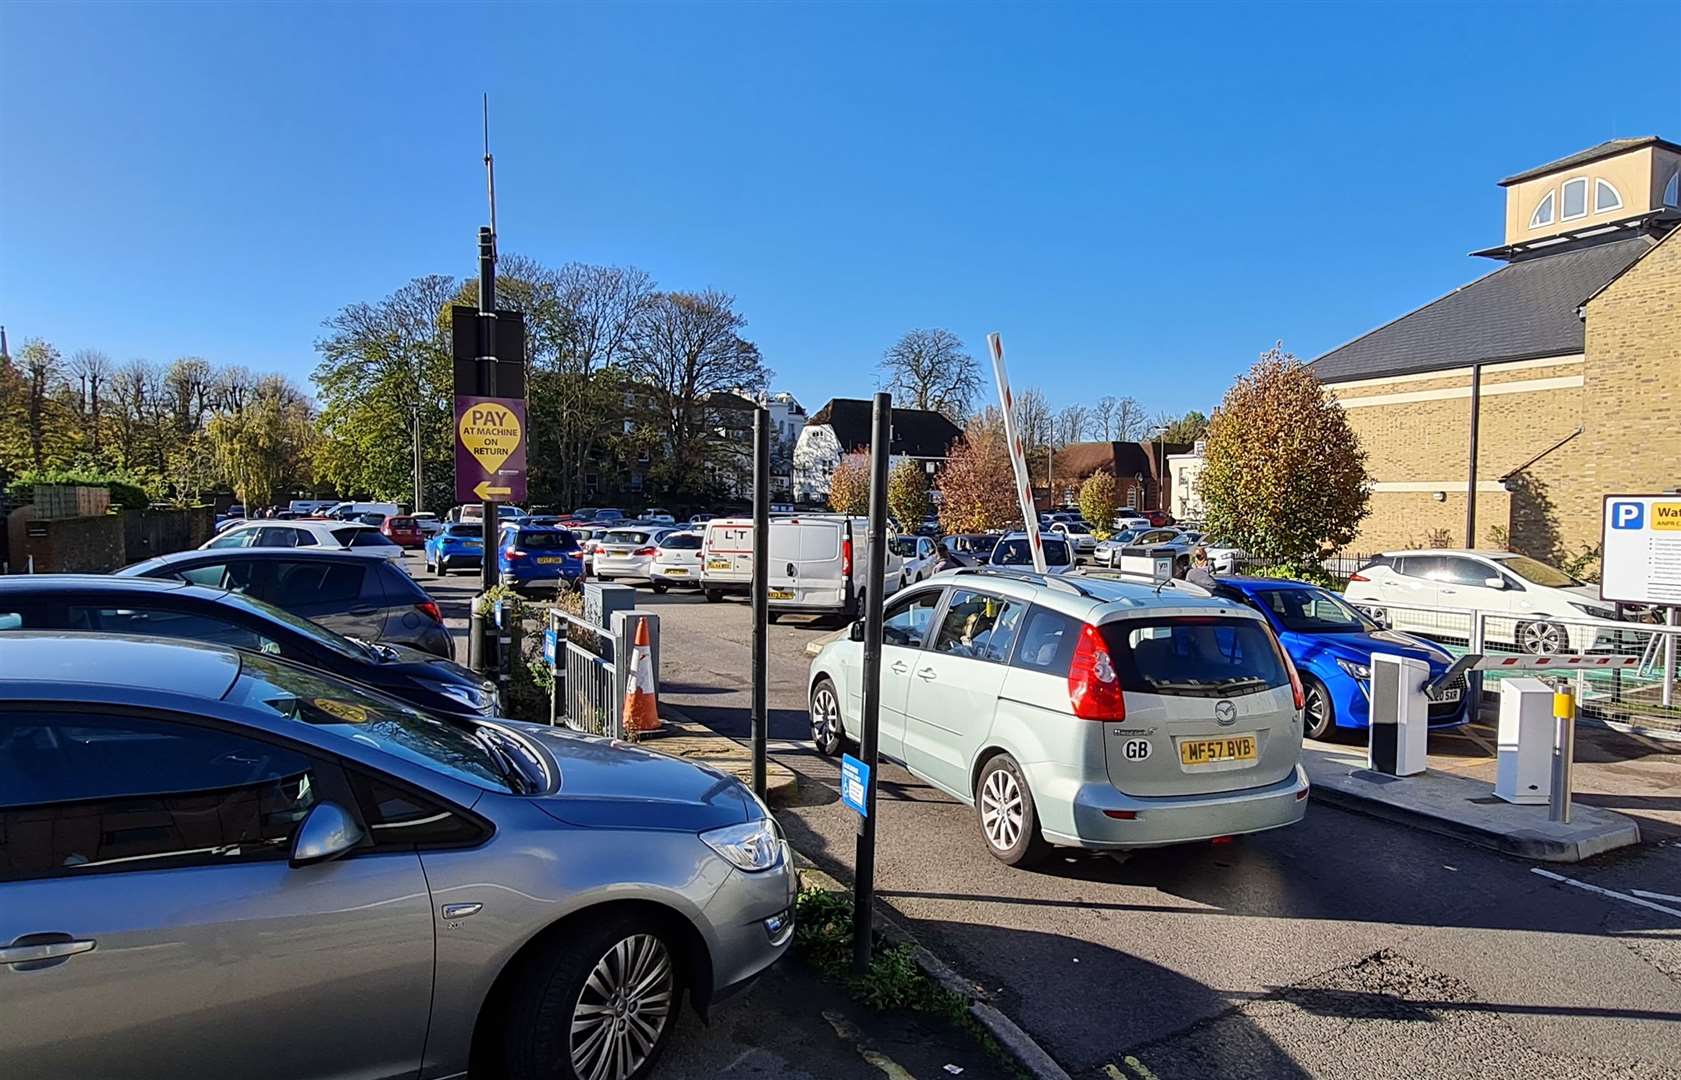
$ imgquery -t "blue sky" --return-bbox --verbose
[2,2,1676,419]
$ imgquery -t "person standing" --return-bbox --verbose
[1185,545,1218,590]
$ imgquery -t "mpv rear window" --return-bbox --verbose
[1099,616,1288,698]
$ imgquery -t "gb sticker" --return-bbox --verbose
[1120,738,1153,762]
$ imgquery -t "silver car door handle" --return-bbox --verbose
[916,667,937,681]
[1,938,96,966]
[441,903,483,920]
[890,661,909,675]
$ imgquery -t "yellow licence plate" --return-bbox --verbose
[1179,735,1257,766]
[536,556,562,564]
[769,589,795,600]
[706,558,731,570]
[665,567,688,576]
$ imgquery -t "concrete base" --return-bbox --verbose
[1303,746,1640,862]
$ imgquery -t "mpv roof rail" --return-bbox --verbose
[948,565,1103,600]
[1076,566,1216,599]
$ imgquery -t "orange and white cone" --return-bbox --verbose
[622,619,661,736]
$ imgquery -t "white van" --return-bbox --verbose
[326,501,402,521]
[701,515,907,619]
[700,517,757,600]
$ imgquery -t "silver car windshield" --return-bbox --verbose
[225,653,514,791]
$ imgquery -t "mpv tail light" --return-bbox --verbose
[1068,623,1126,721]
[415,600,443,624]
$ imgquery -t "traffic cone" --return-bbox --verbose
[622,619,661,737]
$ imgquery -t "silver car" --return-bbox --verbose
[1,633,796,1080]
[808,568,1308,865]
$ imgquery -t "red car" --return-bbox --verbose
[381,514,425,549]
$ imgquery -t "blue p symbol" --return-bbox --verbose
[1611,502,1644,530]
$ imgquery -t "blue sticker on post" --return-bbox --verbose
[840,753,870,817]
[543,627,558,667]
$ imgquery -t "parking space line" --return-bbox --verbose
[1530,868,1681,921]
[1631,889,1681,905]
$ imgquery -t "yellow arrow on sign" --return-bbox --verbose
[473,480,514,500]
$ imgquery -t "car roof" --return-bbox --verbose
[0,573,193,595]
[1372,548,1515,559]
[0,632,243,699]
[122,547,393,572]
[918,567,1262,622]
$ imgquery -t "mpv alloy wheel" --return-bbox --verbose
[810,677,843,756]
[976,755,1049,867]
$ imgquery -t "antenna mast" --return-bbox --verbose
[483,93,498,259]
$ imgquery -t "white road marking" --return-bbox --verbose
[1530,868,1681,921]
[1631,888,1681,905]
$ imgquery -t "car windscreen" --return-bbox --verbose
[214,589,369,661]
[1498,555,1580,589]
[518,530,576,550]
[889,537,919,557]
[224,653,513,791]
[1062,523,1091,534]
[1100,616,1289,698]
[1108,529,1141,544]
[660,533,702,550]
[1251,587,1374,633]
[992,538,1071,566]
[603,530,649,545]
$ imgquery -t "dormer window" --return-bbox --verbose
[1529,190,1556,229]
[1593,179,1623,213]
[1561,178,1589,220]
[1665,169,1680,208]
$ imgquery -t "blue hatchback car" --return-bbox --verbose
[423,523,485,575]
[1210,576,1470,740]
[498,524,583,590]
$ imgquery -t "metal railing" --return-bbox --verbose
[550,608,623,738]
[1350,598,1681,736]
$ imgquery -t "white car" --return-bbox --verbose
[200,520,403,562]
[1343,549,1621,655]
[806,568,1308,865]
[1113,513,1153,532]
[593,526,675,582]
[1092,528,1196,575]
[651,531,704,592]
[890,535,941,583]
[642,508,677,525]
[1049,520,1098,556]
[410,512,444,538]
[988,532,1077,575]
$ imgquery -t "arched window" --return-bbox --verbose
[1529,190,1556,229]
[1665,169,1680,208]
[1561,177,1588,220]
[1593,178,1623,213]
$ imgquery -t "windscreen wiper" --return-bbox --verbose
[472,728,531,794]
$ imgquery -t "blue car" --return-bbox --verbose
[498,523,583,590]
[424,522,485,575]
[1210,576,1470,740]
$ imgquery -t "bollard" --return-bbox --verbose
[1548,689,1576,824]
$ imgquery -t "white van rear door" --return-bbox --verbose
[770,519,846,609]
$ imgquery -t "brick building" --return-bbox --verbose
[1311,136,1681,563]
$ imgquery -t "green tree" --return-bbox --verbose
[1156,409,1209,445]
[887,458,932,529]
[1199,344,1368,580]
[1078,470,1118,539]
[828,451,871,515]
[208,376,316,508]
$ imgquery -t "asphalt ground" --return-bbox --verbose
[417,553,1681,1080]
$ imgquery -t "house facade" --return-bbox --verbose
[1310,136,1681,563]
[1048,440,1189,512]
[792,398,963,505]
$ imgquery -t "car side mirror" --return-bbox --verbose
[1483,577,1504,590]
[290,802,365,868]
[848,620,866,643]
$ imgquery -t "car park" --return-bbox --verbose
[0,632,796,1080]
[806,568,1308,865]
[424,522,486,576]
[593,525,676,583]
[1049,520,1099,557]
[380,514,425,549]
[1209,577,1468,739]
[497,524,584,591]
[1343,549,1622,655]
[940,533,1000,567]
[117,548,453,659]
[988,532,1077,574]
[650,530,705,592]
[0,576,496,717]
[890,534,941,582]
[201,520,405,563]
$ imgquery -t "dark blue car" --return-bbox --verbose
[424,523,485,575]
[497,524,583,591]
[1211,577,1470,740]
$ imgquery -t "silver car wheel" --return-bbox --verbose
[980,768,1024,851]
[570,933,674,1080]
[811,684,841,753]
[1520,621,1566,656]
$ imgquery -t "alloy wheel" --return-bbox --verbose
[1304,682,1333,740]
[1520,621,1566,656]
[569,933,674,1080]
[811,685,840,753]
[980,767,1024,851]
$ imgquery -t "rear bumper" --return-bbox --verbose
[500,572,579,589]
[1044,765,1310,849]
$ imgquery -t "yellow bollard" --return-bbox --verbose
[1549,688,1575,824]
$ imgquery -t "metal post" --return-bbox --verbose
[1549,689,1575,824]
[1468,611,1486,722]
[494,600,513,706]
[474,225,499,674]
[750,408,770,798]
[852,392,891,977]
[548,607,560,727]
[412,407,425,514]
[1465,363,1482,547]
[1664,607,1677,709]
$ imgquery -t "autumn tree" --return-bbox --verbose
[1199,344,1368,580]
[879,328,981,422]
[937,412,1020,533]
[827,451,871,515]
[1078,470,1119,539]
[887,457,932,529]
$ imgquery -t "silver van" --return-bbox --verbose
[808,568,1308,865]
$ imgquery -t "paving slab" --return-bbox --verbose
[1303,745,1640,862]
[638,715,800,806]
